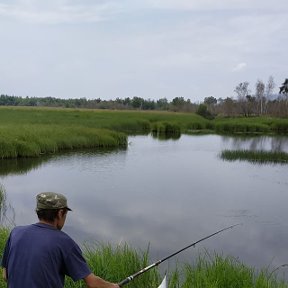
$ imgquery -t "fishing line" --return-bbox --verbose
[118,223,242,287]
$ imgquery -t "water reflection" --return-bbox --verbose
[0,135,288,279]
[0,157,49,176]
[221,135,288,152]
[0,147,127,176]
[151,131,181,141]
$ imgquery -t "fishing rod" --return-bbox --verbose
[118,223,241,287]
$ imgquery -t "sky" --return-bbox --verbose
[0,0,287,103]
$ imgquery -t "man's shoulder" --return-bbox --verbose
[12,224,32,233]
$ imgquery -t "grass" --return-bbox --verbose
[0,227,287,288]
[170,252,288,288]
[0,107,288,158]
[214,117,288,134]
[220,150,288,164]
[0,124,127,158]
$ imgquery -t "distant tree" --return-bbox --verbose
[172,97,186,107]
[204,96,217,115]
[156,98,169,110]
[266,76,275,99]
[142,99,156,110]
[234,82,250,116]
[204,96,217,106]
[264,76,275,115]
[279,78,288,94]
[255,80,265,115]
[123,97,131,107]
[234,82,250,99]
[222,97,236,116]
[131,96,144,109]
[170,97,186,111]
[196,104,214,119]
[246,95,257,116]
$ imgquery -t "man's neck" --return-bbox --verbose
[38,220,57,228]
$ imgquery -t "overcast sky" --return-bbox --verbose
[0,0,287,102]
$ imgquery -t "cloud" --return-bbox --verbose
[146,0,288,11]
[0,0,122,24]
[1,0,287,25]
[232,62,247,72]
[0,0,287,101]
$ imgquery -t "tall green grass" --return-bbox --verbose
[0,185,8,227]
[0,125,127,158]
[214,117,288,134]
[0,107,288,158]
[169,252,288,288]
[0,185,15,227]
[220,150,288,164]
[0,229,287,288]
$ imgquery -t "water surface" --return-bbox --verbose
[1,135,288,276]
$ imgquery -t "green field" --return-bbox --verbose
[0,106,288,159]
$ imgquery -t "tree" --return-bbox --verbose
[196,104,213,119]
[266,76,275,99]
[204,96,217,115]
[204,96,217,106]
[234,82,250,99]
[234,82,250,116]
[255,80,265,115]
[279,78,288,94]
[156,98,169,110]
[222,97,236,116]
[171,97,186,107]
[131,96,144,109]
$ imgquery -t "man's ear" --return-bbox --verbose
[59,209,67,217]
[56,209,64,219]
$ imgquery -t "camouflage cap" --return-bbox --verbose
[36,192,72,212]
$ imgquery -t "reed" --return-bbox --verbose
[214,117,288,134]
[0,185,8,227]
[169,252,288,288]
[0,107,288,158]
[220,150,288,164]
[0,125,127,159]
[0,228,287,288]
[151,122,181,139]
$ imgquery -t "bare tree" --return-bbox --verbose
[234,82,250,116]
[263,76,275,115]
[255,80,265,115]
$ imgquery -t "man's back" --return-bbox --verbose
[2,223,91,288]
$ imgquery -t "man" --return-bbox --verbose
[1,192,119,288]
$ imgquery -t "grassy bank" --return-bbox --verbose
[0,125,127,158]
[0,227,287,288]
[214,117,288,134]
[0,107,288,158]
[220,150,288,164]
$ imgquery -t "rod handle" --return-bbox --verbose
[118,278,130,287]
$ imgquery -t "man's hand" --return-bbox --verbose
[84,273,120,288]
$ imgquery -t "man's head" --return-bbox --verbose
[36,192,72,212]
[36,192,72,230]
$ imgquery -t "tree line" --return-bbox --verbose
[1,76,287,118]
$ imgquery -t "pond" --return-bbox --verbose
[1,134,288,276]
